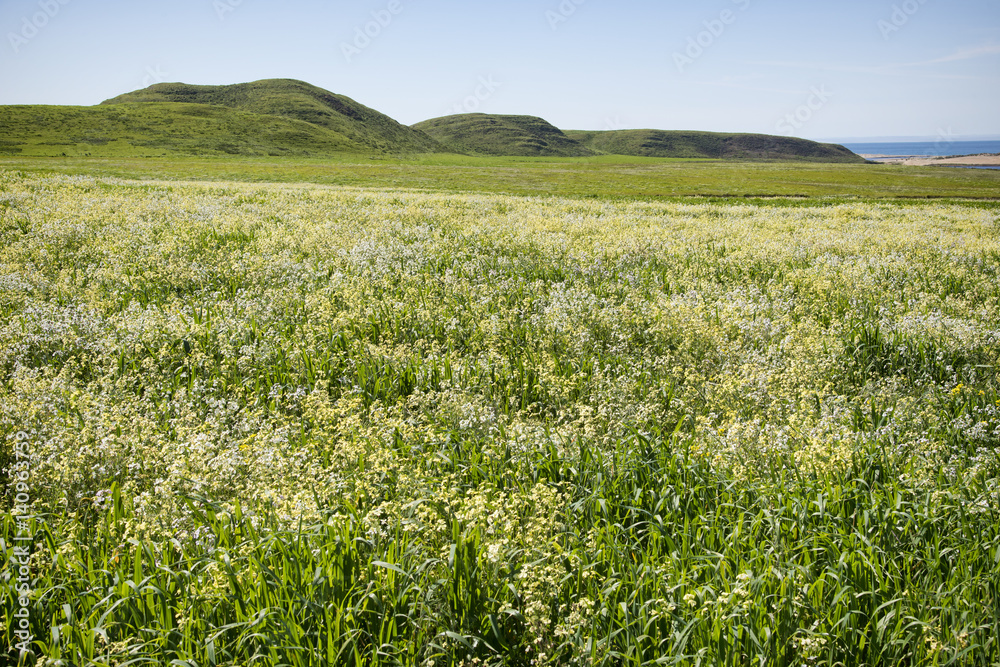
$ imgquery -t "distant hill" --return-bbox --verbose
[102,79,446,154]
[0,103,368,157]
[565,129,864,162]
[0,78,864,162]
[413,114,595,157]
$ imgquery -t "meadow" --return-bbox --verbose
[1,168,999,665]
[3,154,1000,201]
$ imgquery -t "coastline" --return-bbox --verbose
[859,152,1000,167]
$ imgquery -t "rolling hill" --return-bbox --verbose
[102,79,445,154]
[0,79,446,157]
[565,129,864,162]
[0,78,863,162]
[413,114,595,157]
[0,102,368,157]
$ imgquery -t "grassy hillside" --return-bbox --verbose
[413,113,595,157]
[103,79,446,154]
[3,78,865,162]
[0,103,373,157]
[566,129,864,163]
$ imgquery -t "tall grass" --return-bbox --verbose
[5,435,998,665]
[1,171,999,664]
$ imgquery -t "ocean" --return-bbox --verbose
[840,140,1000,158]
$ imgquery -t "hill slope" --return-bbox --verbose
[413,114,595,157]
[566,129,864,162]
[0,103,368,157]
[102,79,446,154]
[0,78,863,162]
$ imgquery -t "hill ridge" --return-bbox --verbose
[413,113,595,157]
[566,128,863,162]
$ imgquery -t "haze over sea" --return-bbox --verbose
[841,140,1000,158]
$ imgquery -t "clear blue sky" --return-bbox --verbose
[1,0,998,140]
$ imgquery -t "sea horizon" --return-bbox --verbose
[837,139,1000,158]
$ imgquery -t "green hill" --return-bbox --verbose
[102,79,446,154]
[565,129,864,162]
[413,114,595,157]
[0,102,374,157]
[0,78,864,162]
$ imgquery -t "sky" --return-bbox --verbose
[1,0,998,141]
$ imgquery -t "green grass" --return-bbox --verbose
[0,103,369,157]
[8,441,999,666]
[1,171,999,665]
[102,79,446,154]
[413,114,595,157]
[2,154,999,201]
[565,129,864,163]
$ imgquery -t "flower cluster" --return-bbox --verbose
[1,170,998,662]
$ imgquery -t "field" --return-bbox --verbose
[3,154,1000,200]
[1,166,1000,665]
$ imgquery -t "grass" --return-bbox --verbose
[7,442,998,665]
[0,103,367,157]
[2,154,1000,201]
[1,171,999,665]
